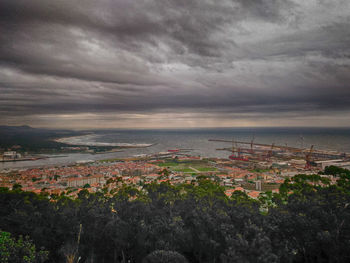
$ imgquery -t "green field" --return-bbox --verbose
[172,167,195,173]
[157,162,179,167]
[195,167,218,172]
[155,160,217,173]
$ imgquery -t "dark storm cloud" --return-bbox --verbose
[0,0,350,127]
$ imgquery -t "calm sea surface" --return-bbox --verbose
[1,127,350,170]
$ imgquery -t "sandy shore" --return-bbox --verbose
[54,134,153,148]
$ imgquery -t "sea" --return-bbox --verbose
[1,127,350,171]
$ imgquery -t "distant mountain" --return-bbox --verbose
[0,125,82,151]
[0,125,34,131]
[0,125,77,134]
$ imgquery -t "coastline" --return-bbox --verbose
[53,134,154,148]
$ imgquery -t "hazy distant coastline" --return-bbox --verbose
[54,134,153,148]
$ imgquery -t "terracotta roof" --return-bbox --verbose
[248,191,260,199]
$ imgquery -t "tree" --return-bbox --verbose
[221,221,278,263]
[0,231,48,263]
[1,169,350,262]
[60,224,82,263]
[267,174,350,262]
[12,183,22,191]
[143,250,188,263]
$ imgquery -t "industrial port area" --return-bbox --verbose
[210,138,350,170]
[1,138,349,200]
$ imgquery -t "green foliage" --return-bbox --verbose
[171,168,194,173]
[0,231,48,263]
[12,183,22,191]
[143,250,188,263]
[1,168,350,262]
[324,165,350,176]
[157,162,178,167]
[221,221,278,263]
[158,168,170,177]
[195,167,217,172]
[324,165,350,193]
[278,174,330,198]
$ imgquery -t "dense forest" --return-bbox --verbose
[1,166,350,263]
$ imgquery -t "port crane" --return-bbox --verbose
[305,145,314,169]
[210,139,347,161]
[249,136,255,154]
[228,138,249,161]
[265,143,275,160]
[210,139,303,152]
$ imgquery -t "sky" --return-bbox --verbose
[0,0,350,129]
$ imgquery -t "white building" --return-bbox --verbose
[3,151,17,159]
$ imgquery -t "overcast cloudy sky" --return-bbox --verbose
[0,0,349,129]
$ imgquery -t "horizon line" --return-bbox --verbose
[2,124,350,131]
